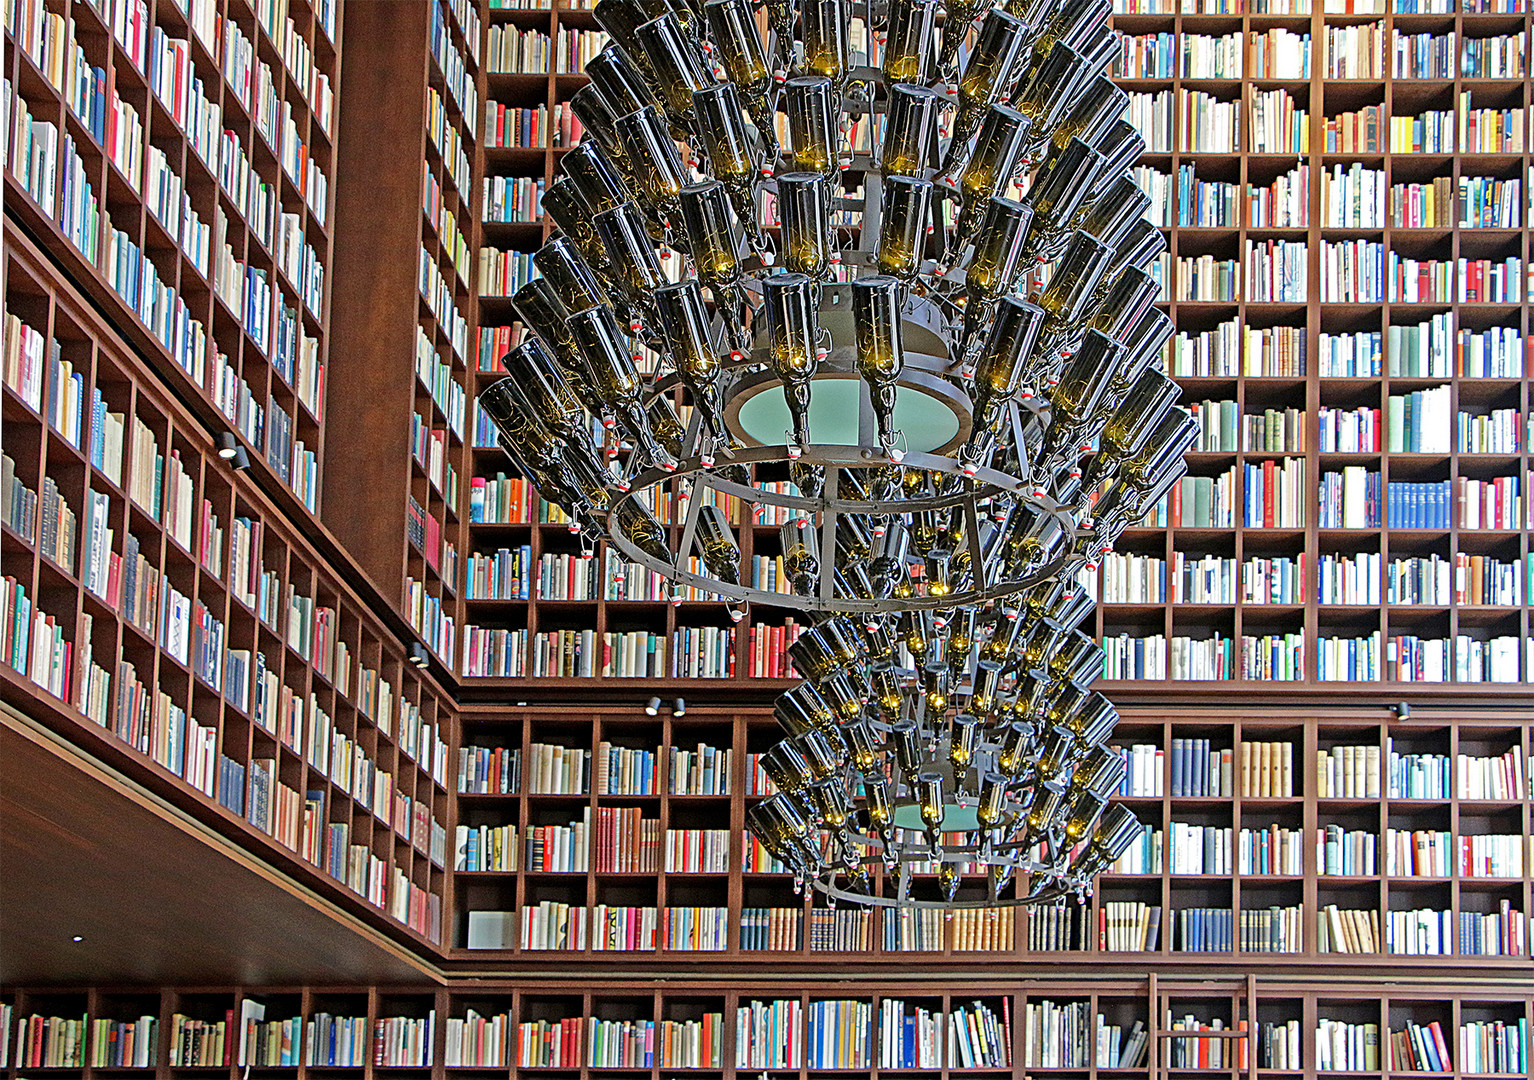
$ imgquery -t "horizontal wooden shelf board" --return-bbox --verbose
[0,705,440,986]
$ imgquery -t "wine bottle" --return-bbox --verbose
[587,45,660,115]
[776,171,837,279]
[881,83,942,178]
[851,275,906,456]
[882,0,939,84]
[874,175,932,282]
[782,76,838,176]
[636,12,713,125]
[694,503,741,584]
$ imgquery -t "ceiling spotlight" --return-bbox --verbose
[408,643,430,669]
[478,0,1185,912]
[673,698,686,716]
[217,432,239,459]
[645,696,662,716]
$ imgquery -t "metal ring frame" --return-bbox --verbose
[604,443,1079,611]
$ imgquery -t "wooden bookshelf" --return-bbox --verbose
[0,979,1530,1078]
[2,227,451,952]
[1093,0,1534,688]
[324,0,479,669]
[4,0,342,519]
[7,0,1534,1037]
[452,0,1534,691]
[440,701,1534,971]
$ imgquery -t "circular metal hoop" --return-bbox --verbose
[809,875,1079,910]
[604,443,1079,611]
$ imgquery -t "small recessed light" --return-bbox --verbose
[71,935,84,943]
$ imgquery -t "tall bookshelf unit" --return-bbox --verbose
[6,0,1534,1074]
[2,229,452,948]
[325,0,480,669]
[1094,0,1534,690]
[6,0,343,520]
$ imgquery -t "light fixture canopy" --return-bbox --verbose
[479,0,1191,910]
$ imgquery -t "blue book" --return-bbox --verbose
[1171,738,1186,797]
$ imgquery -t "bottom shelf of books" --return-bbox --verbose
[3,982,1530,1078]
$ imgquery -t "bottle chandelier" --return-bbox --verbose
[478,0,1197,907]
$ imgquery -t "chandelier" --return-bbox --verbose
[478,0,1197,908]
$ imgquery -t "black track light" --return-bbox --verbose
[673,697,686,716]
[409,643,430,668]
[217,432,239,459]
[645,696,662,716]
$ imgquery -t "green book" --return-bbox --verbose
[1219,402,1238,450]
[1194,477,1212,526]
[1387,396,1405,453]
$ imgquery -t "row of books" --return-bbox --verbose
[1101,632,1303,682]
[1316,394,1508,456]
[1102,547,1530,609]
[1139,460,1307,528]
[1321,242,1522,304]
[1115,29,1311,80]
[1166,320,1308,377]
[459,622,800,678]
[469,904,737,952]
[1189,399,1306,452]
[1318,468,1523,530]
[1097,550,1293,606]
[1384,829,1528,877]
[1248,824,1306,874]
[1388,1020,1453,1073]
[470,901,1533,956]
[1137,162,1231,227]
[1315,631,1528,682]
[460,740,736,797]
[17,1007,1522,1076]
[1112,738,1523,803]
[1321,320,1520,379]
[483,100,581,148]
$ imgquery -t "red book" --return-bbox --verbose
[1263,460,1276,527]
[1428,1021,1451,1070]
